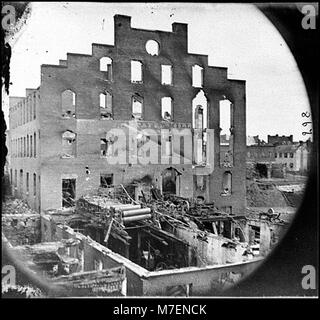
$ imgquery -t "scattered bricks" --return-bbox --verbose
[2,198,41,245]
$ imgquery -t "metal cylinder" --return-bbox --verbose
[112,204,141,211]
[123,214,151,224]
[122,208,151,217]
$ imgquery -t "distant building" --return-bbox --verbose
[247,135,311,178]
[267,134,293,146]
[275,142,311,173]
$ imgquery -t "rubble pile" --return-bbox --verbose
[2,198,39,215]
[2,198,41,246]
[246,181,287,207]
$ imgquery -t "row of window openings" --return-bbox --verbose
[63,171,231,195]
[62,90,174,121]
[60,175,112,208]
[275,152,294,158]
[62,89,212,123]
[60,170,231,209]
[248,152,294,158]
[248,151,273,158]
[63,134,203,162]
[100,135,176,158]
[11,133,37,158]
[11,169,37,196]
[100,57,204,88]
[11,94,37,129]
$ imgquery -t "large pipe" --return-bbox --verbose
[123,214,152,224]
[122,208,151,217]
[112,204,141,211]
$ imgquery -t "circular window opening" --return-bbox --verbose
[145,40,159,56]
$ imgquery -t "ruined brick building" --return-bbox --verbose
[8,15,246,215]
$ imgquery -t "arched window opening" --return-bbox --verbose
[62,130,76,158]
[161,167,181,195]
[192,91,207,129]
[161,97,173,121]
[99,57,112,80]
[192,91,208,165]
[220,98,234,167]
[132,94,143,120]
[100,92,113,119]
[61,89,76,118]
[192,65,203,88]
[221,171,232,196]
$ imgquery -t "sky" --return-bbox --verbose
[3,2,312,141]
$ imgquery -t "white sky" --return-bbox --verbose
[4,2,311,141]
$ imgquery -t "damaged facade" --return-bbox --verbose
[8,14,246,215]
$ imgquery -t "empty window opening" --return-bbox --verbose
[192,91,208,165]
[61,89,76,118]
[131,60,143,83]
[132,95,143,119]
[100,138,113,157]
[192,65,203,88]
[249,225,260,254]
[23,137,26,157]
[221,171,232,196]
[33,93,36,119]
[62,179,76,208]
[19,169,23,193]
[161,65,172,85]
[99,57,112,80]
[192,91,207,129]
[219,99,233,141]
[161,97,173,121]
[196,175,205,191]
[162,168,180,195]
[137,134,151,157]
[162,134,172,157]
[33,173,36,196]
[100,92,113,119]
[194,106,204,130]
[30,136,33,157]
[100,173,114,187]
[27,135,29,157]
[14,170,17,188]
[219,99,234,167]
[26,172,29,193]
[255,163,268,178]
[145,40,159,56]
[62,130,76,158]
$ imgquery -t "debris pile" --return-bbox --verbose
[246,181,287,207]
[2,198,39,215]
